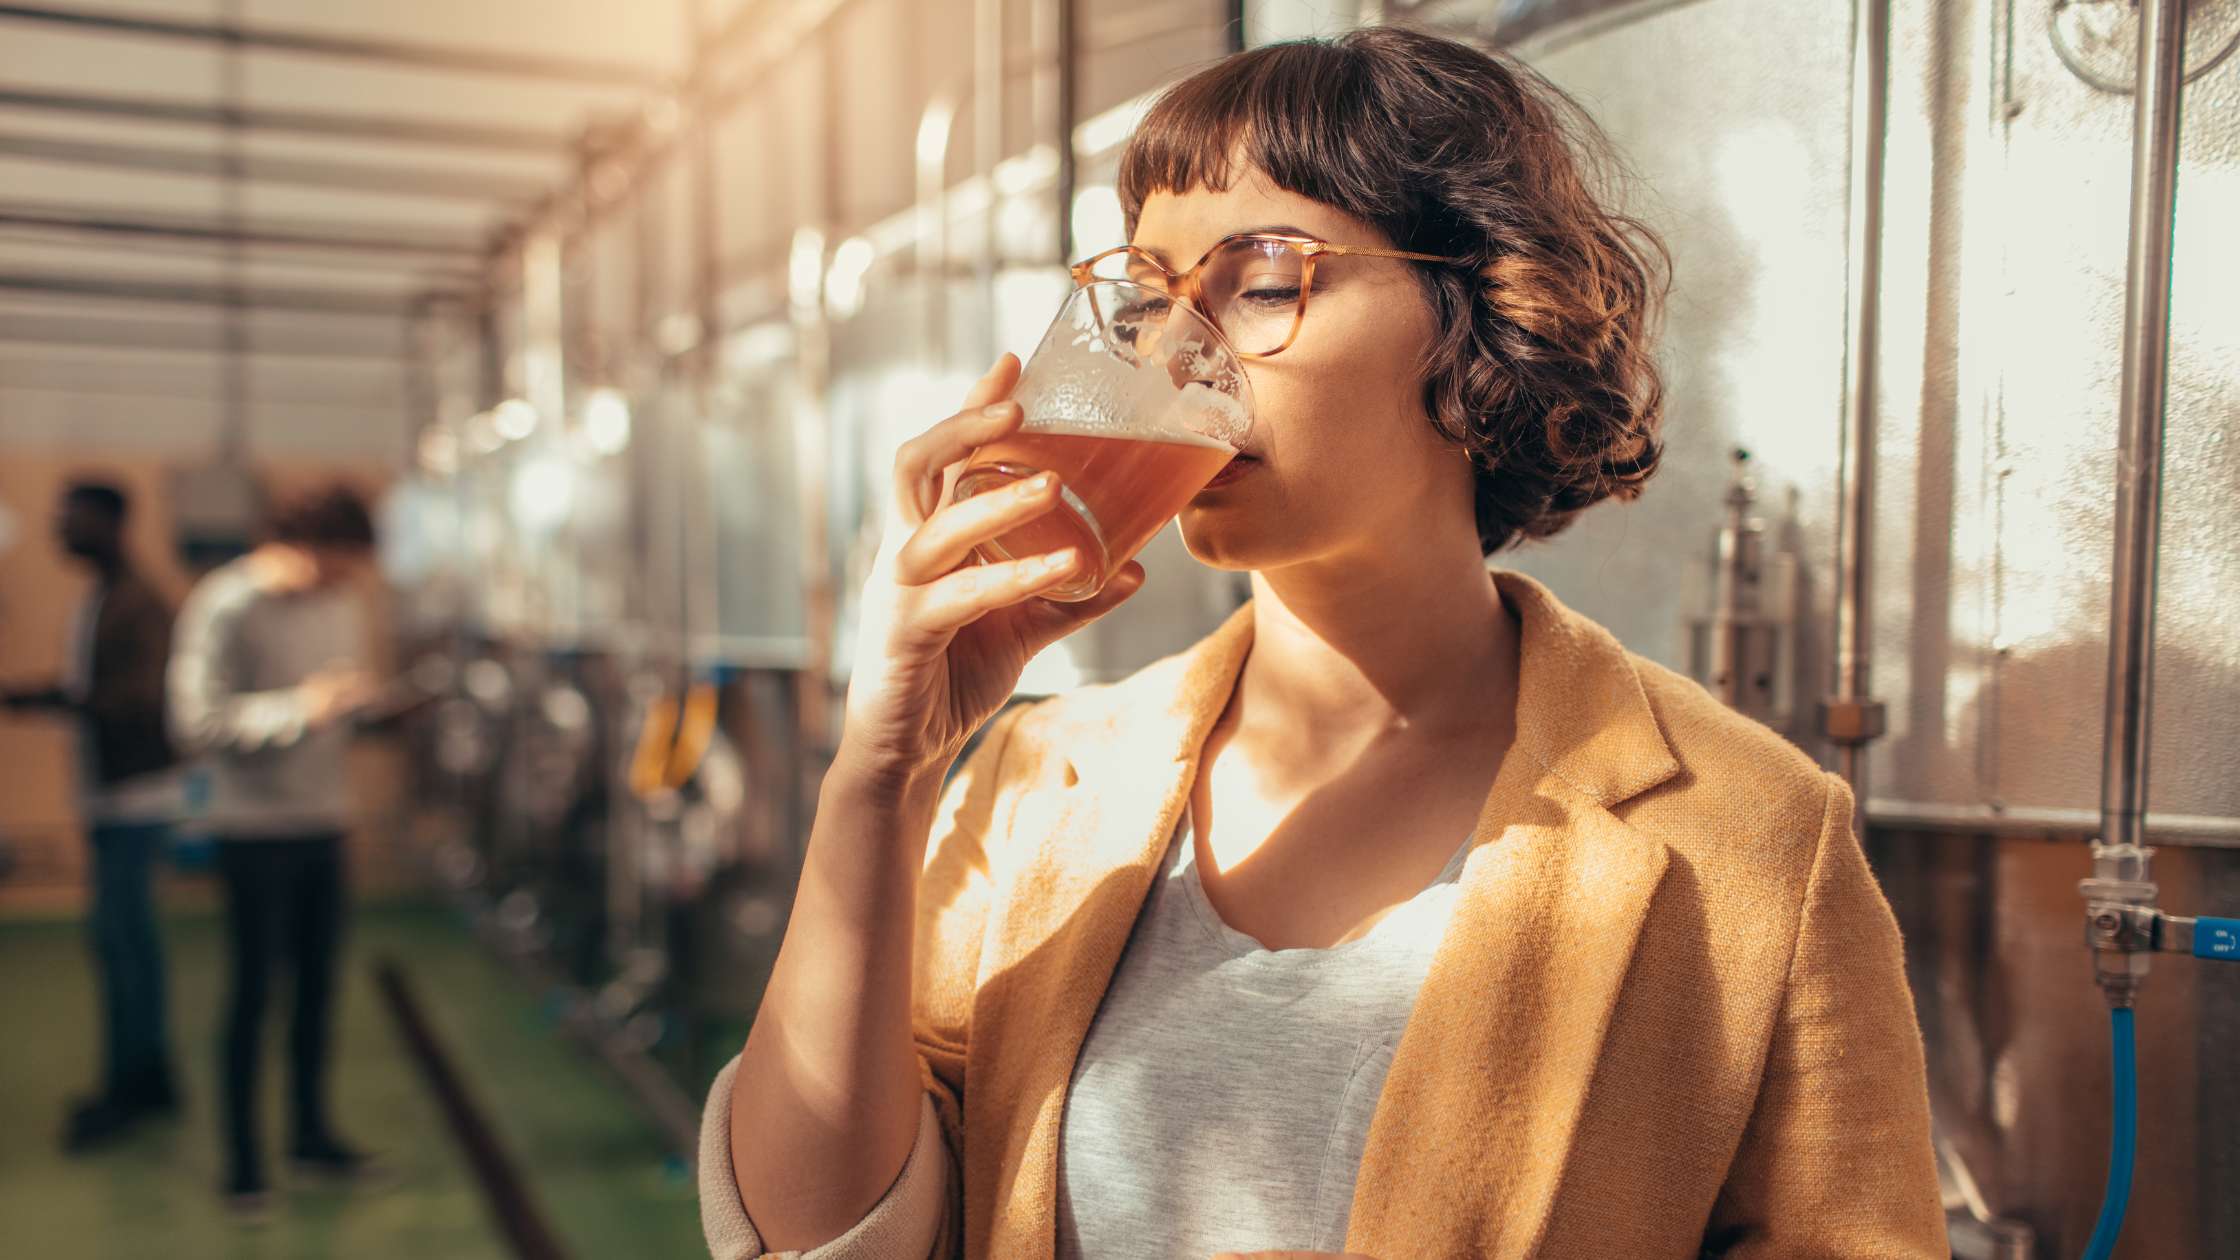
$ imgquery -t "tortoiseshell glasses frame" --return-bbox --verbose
[1068,232,1469,359]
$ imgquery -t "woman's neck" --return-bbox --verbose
[1237,548,1520,753]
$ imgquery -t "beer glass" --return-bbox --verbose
[951,280,1256,602]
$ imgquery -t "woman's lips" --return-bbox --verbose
[1201,454,1260,490]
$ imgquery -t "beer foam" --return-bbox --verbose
[1016,415,1234,450]
[1014,370,1244,451]
[1171,381,1251,448]
[1012,300,1255,450]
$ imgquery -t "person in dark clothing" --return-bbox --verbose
[168,483,385,1214]
[2,480,183,1152]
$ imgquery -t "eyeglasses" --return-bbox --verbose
[1069,232,1468,358]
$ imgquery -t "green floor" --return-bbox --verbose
[0,902,703,1259]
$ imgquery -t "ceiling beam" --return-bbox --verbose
[0,3,664,88]
[0,312,408,359]
[0,202,484,257]
[0,226,485,287]
[0,85,570,152]
[0,377,401,409]
[0,130,545,203]
[0,268,456,315]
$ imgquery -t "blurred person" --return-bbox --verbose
[168,483,383,1213]
[2,480,182,1152]
[704,27,1942,1260]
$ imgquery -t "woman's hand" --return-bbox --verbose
[837,353,1146,788]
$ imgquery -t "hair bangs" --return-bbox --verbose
[1115,41,1387,239]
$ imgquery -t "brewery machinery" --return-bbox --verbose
[367,2,2237,1253]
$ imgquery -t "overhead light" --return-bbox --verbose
[466,410,504,454]
[417,426,460,475]
[509,453,576,536]
[657,313,702,356]
[916,97,957,169]
[493,398,538,441]
[583,389,632,455]
[788,227,826,322]
[825,236,876,320]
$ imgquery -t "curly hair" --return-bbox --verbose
[1116,25,1669,555]
[265,482,377,550]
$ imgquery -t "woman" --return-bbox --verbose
[703,26,1943,1260]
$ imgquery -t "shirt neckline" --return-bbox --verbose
[1173,805,1476,962]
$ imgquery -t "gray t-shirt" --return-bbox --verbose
[1055,810,1475,1258]
[168,557,362,837]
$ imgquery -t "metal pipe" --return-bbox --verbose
[0,85,567,152]
[0,2,659,87]
[1055,0,1078,265]
[2099,0,2190,851]
[703,0,855,118]
[504,0,858,250]
[0,130,544,202]
[1867,800,2240,849]
[685,0,722,660]
[0,202,484,257]
[1820,0,1891,809]
[914,93,958,364]
[216,0,248,462]
[975,0,1004,362]
[403,308,437,465]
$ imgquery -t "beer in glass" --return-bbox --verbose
[953,280,1255,602]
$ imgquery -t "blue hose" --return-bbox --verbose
[2081,1007,2137,1260]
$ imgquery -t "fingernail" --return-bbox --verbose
[1039,548,1077,571]
[982,402,1016,419]
[1025,472,1057,494]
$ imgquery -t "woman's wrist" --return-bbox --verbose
[823,740,951,814]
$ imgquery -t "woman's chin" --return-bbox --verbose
[1177,516,1293,574]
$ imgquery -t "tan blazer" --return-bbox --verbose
[722,567,1946,1258]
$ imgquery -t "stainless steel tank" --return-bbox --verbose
[1408,0,2240,1253]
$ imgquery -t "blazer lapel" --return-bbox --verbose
[963,606,1257,1259]
[1348,569,1682,1258]
[966,569,1680,1258]
[1344,768,1671,1259]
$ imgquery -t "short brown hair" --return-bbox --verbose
[1118,26,1669,555]
[266,482,376,550]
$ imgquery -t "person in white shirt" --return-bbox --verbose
[169,483,384,1215]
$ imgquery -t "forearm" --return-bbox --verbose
[728,750,949,1251]
[171,685,315,755]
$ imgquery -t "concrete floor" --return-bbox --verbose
[0,902,703,1259]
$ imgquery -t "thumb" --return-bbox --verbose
[1015,560,1146,656]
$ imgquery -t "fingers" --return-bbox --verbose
[906,547,1087,636]
[892,355,1023,524]
[892,471,1063,587]
[959,351,1020,411]
[1011,559,1146,655]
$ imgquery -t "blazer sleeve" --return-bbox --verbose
[698,701,1037,1260]
[1705,772,1948,1258]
